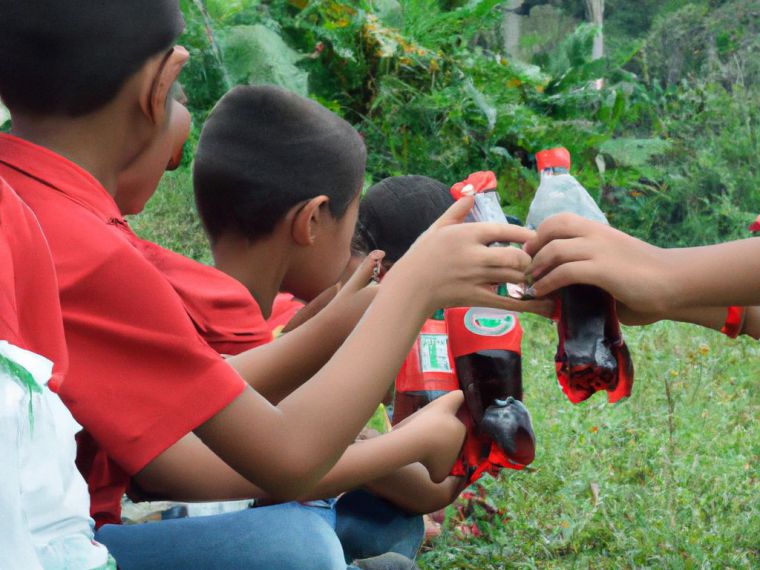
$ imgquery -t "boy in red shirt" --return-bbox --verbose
[116,85,467,562]
[0,2,535,568]
[0,178,113,568]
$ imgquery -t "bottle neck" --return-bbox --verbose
[540,166,569,179]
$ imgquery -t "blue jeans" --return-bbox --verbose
[96,491,423,569]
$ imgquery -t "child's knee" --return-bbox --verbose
[283,514,347,570]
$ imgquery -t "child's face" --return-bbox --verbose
[115,98,191,215]
[283,192,361,302]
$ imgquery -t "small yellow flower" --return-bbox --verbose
[698,344,709,356]
[669,369,679,378]
[506,78,522,89]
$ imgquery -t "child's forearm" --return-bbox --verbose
[664,239,760,309]
[666,306,759,339]
[136,424,456,505]
[362,466,465,514]
[227,287,375,404]
[621,305,760,339]
[743,307,760,339]
[297,436,461,504]
[194,283,433,500]
[273,282,433,482]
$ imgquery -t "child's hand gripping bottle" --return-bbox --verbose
[526,147,634,403]
[449,171,526,299]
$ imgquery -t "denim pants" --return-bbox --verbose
[96,490,423,569]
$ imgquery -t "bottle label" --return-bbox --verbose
[419,334,453,373]
[464,307,516,337]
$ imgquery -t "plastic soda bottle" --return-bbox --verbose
[391,310,459,425]
[527,147,634,403]
[446,307,535,466]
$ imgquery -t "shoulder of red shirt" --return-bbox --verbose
[0,134,247,526]
[0,175,68,388]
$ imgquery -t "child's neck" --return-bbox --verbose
[11,111,143,196]
[213,234,290,319]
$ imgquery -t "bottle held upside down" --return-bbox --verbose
[446,307,535,468]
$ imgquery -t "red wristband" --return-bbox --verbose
[720,306,745,338]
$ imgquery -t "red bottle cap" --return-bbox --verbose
[749,215,760,233]
[536,147,571,173]
[450,171,498,200]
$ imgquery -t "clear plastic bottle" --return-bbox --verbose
[450,171,523,298]
[526,148,608,229]
[527,148,634,404]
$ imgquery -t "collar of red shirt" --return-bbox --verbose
[0,133,123,223]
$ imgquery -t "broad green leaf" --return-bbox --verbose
[221,24,309,96]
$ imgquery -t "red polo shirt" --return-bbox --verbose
[0,134,246,526]
[137,240,273,355]
[0,176,67,384]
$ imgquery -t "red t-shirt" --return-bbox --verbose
[0,134,246,526]
[137,240,273,355]
[0,176,67,384]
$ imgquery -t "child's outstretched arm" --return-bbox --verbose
[144,197,535,502]
[616,304,760,340]
[524,213,760,313]
[134,391,465,503]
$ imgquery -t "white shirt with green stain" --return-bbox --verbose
[0,341,111,570]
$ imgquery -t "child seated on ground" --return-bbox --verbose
[524,214,759,339]
[0,3,537,568]
[116,84,474,562]
[0,178,113,569]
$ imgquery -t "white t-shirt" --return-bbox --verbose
[0,341,111,570]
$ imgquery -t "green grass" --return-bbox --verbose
[128,168,212,265]
[135,170,759,569]
[420,315,759,569]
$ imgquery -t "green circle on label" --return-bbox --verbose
[464,308,516,336]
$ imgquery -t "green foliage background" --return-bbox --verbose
[164,0,759,250]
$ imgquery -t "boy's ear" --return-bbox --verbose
[291,196,330,246]
[140,46,190,125]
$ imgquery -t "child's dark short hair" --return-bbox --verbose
[194,85,366,244]
[0,1,183,117]
[356,176,454,262]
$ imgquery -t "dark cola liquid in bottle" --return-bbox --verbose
[528,148,634,403]
[446,307,535,466]
[558,285,618,397]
